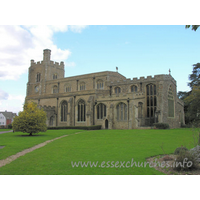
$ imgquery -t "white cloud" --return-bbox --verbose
[0,89,9,100]
[0,94,25,114]
[69,25,88,33]
[65,62,76,68]
[0,25,87,80]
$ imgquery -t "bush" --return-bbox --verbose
[7,124,12,129]
[47,125,102,130]
[153,123,169,129]
[174,146,188,155]
[173,150,199,171]
[12,102,47,136]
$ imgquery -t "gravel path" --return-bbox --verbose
[0,131,82,168]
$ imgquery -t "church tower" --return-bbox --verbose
[26,49,65,97]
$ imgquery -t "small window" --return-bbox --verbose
[80,82,85,91]
[53,74,57,80]
[97,80,104,89]
[36,73,41,82]
[115,87,121,94]
[53,85,58,94]
[131,85,137,92]
[66,86,71,92]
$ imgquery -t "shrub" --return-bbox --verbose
[174,146,188,155]
[153,123,169,129]
[12,102,47,136]
[173,151,199,171]
[7,124,12,129]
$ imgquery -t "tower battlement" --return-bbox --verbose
[30,49,64,69]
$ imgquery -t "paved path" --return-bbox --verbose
[0,130,13,134]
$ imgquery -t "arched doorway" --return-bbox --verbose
[105,119,108,129]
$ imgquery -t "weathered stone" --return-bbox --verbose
[25,49,185,129]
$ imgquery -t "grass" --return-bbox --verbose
[0,128,197,175]
[0,129,85,160]
[0,129,12,132]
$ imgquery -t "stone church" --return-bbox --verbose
[25,49,185,129]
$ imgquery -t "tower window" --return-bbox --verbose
[36,73,41,82]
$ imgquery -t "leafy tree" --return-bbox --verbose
[177,91,191,124]
[188,63,200,89]
[184,86,200,123]
[12,102,47,136]
[178,63,200,124]
[185,25,200,31]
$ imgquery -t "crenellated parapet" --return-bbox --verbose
[30,59,64,69]
[41,105,56,111]
[108,74,176,86]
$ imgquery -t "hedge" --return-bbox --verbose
[47,125,102,130]
[153,123,170,129]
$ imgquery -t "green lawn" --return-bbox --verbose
[0,129,12,132]
[0,129,85,160]
[0,128,197,175]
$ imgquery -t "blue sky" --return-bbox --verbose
[0,25,199,114]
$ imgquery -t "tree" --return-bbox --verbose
[12,102,47,136]
[184,86,200,123]
[188,63,200,89]
[178,64,200,124]
[185,25,200,31]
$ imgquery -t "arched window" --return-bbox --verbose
[50,116,54,126]
[53,74,57,80]
[66,86,71,92]
[80,82,85,91]
[36,73,41,82]
[115,87,121,94]
[116,102,127,121]
[97,80,104,89]
[97,103,106,119]
[146,84,156,118]
[168,85,174,117]
[78,99,86,122]
[61,101,67,122]
[131,85,137,92]
[53,85,58,94]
